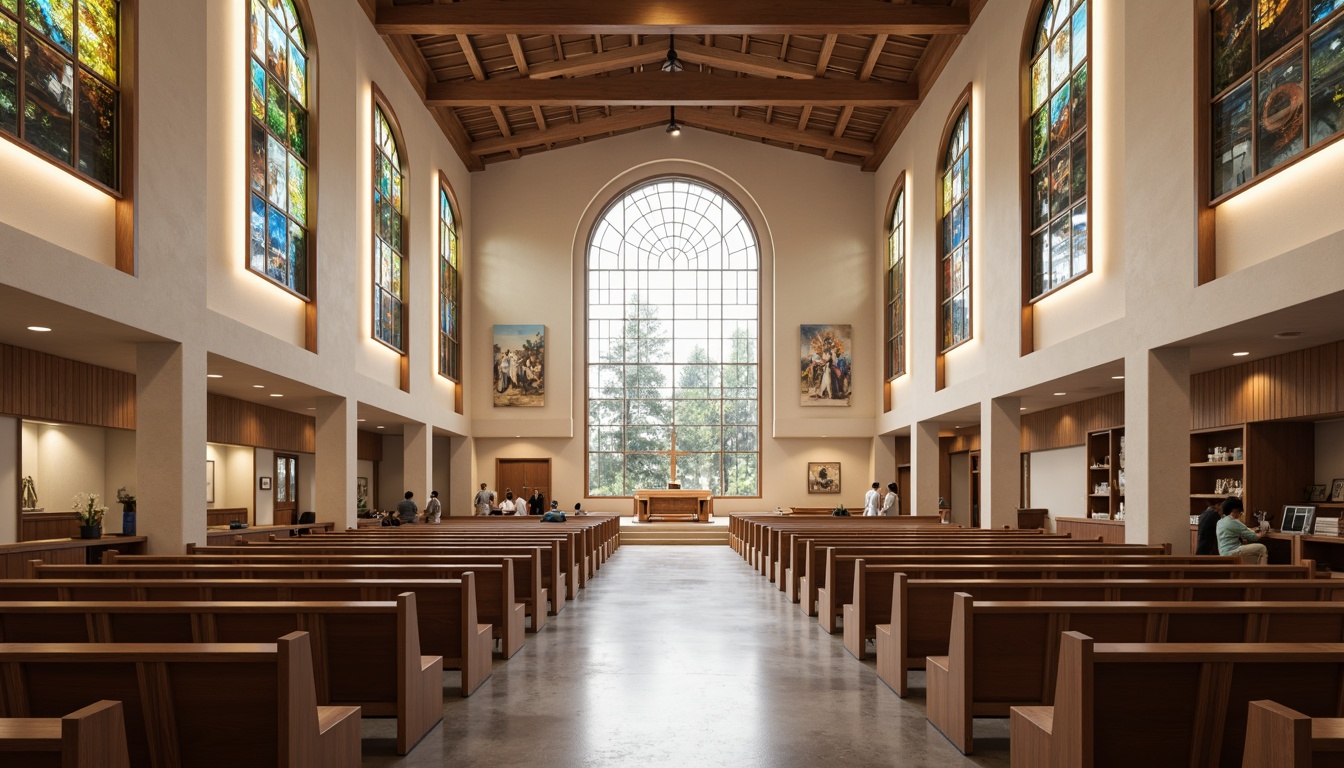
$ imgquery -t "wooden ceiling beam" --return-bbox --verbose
[470,109,669,155]
[529,41,666,78]
[676,40,815,79]
[680,108,874,156]
[375,27,482,171]
[426,72,917,107]
[375,1,971,36]
[526,39,815,80]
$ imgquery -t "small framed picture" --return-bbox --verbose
[807,462,841,494]
[260,476,273,491]
[1308,484,1329,502]
[1332,479,1344,503]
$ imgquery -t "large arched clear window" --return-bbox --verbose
[372,99,406,352]
[587,178,760,498]
[439,179,460,381]
[939,103,972,352]
[1,0,121,190]
[1027,0,1089,298]
[885,183,906,381]
[248,0,310,297]
[1208,1,1344,200]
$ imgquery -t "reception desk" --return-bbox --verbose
[633,489,714,523]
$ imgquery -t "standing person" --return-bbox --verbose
[500,491,519,516]
[863,482,881,517]
[473,483,494,517]
[1217,497,1267,564]
[528,488,545,516]
[881,482,899,516]
[423,490,442,523]
[396,491,418,524]
[1195,502,1223,555]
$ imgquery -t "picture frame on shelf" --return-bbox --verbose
[807,462,841,494]
[1308,484,1329,502]
[1331,479,1344,503]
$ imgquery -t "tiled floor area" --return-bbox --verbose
[361,544,1010,767]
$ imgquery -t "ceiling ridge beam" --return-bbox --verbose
[375,2,971,36]
[427,73,917,107]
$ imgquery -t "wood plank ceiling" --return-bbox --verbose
[360,0,987,172]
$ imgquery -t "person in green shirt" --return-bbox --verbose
[1216,498,1267,565]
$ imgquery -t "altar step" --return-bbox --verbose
[619,525,729,546]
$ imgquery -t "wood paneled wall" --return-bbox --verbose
[206,393,314,453]
[1191,342,1343,429]
[1020,392,1124,453]
[357,430,383,462]
[0,344,135,429]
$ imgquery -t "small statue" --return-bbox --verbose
[21,475,37,510]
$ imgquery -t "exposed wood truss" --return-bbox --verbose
[366,0,986,170]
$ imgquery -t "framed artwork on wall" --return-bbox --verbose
[260,476,273,491]
[206,460,215,504]
[493,324,545,407]
[357,477,369,500]
[807,462,841,494]
[800,325,852,406]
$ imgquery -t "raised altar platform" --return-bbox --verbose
[632,489,714,523]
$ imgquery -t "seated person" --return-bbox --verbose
[500,491,519,516]
[380,509,402,527]
[573,502,588,516]
[1216,497,1267,565]
[397,491,419,524]
[1195,502,1224,555]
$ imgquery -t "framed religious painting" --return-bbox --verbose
[800,325,852,406]
[808,462,841,494]
[494,325,545,407]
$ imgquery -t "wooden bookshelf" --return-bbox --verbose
[1085,427,1125,520]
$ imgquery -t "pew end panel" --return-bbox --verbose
[394,593,444,756]
[0,700,131,768]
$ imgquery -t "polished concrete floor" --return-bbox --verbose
[361,545,1009,767]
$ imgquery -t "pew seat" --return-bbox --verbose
[1242,699,1344,768]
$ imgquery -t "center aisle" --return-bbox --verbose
[363,545,1008,767]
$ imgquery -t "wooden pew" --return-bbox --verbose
[873,573,1344,697]
[0,576,494,697]
[0,632,361,768]
[1242,699,1344,768]
[1009,633,1344,768]
[0,594,443,755]
[98,555,532,654]
[927,596,1344,754]
[0,700,130,768]
[844,558,1315,659]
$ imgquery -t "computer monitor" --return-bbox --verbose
[1280,505,1316,535]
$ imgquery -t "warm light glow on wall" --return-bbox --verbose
[1219,138,1344,219]
[222,0,246,283]
[0,137,116,265]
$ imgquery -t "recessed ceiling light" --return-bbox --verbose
[307,407,316,410]
[376,425,385,429]
[1232,351,1250,357]
[269,393,283,397]
[1112,375,1125,380]
[1054,392,1066,396]
[206,374,222,379]
[1274,331,1303,339]
[252,384,265,388]
[1019,407,1027,411]
[26,326,51,332]
[357,418,366,422]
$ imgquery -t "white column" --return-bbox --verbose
[403,422,431,514]
[314,396,356,531]
[982,396,1022,529]
[136,342,207,554]
[912,420,941,517]
[1125,347,1191,550]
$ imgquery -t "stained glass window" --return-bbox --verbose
[373,102,406,352]
[1210,0,1344,199]
[1028,0,1089,299]
[586,178,761,498]
[885,185,906,381]
[439,183,461,381]
[940,106,972,353]
[0,0,120,189]
[247,0,309,297]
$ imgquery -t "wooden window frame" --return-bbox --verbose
[935,87,974,391]
[370,85,410,391]
[1020,0,1094,355]
[1196,1,1344,284]
[438,172,462,388]
[883,173,907,412]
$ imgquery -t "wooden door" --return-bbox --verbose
[897,465,911,516]
[969,450,981,528]
[275,453,298,525]
[496,458,552,513]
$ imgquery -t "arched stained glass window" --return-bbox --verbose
[885,184,906,381]
[372,101,406,352]
[939,105,972,352]
[586,178,761,498]
[248,0,310,297]
[1209,0,1344,199]
[0,0,121,189]
[439,182,460,381]
[1027,0,1089,298]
